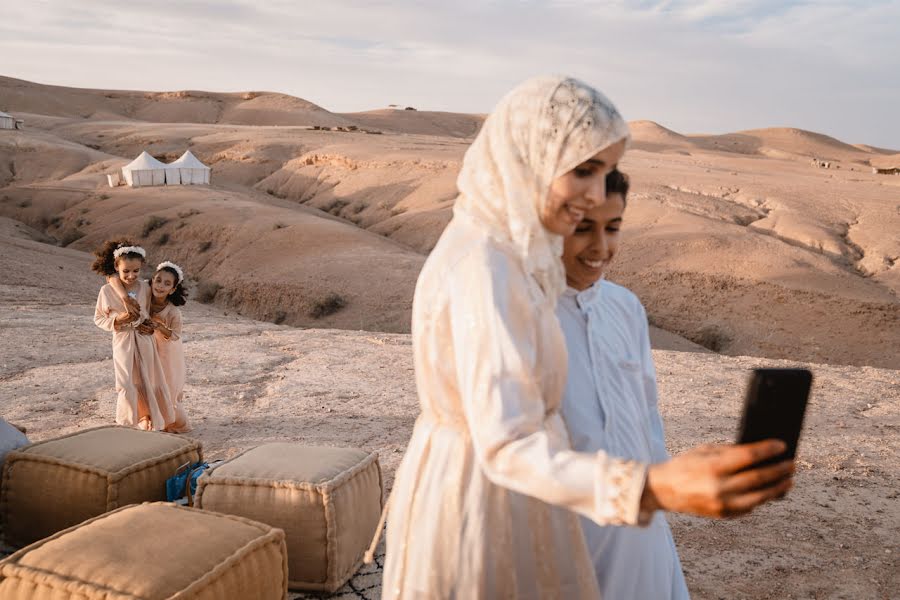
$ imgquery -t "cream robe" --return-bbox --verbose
[153,303,191,433]
[94,280,175,430]
[558,281,689,599]
[382,216,649,599]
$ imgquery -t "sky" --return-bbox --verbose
[2,0,898,148]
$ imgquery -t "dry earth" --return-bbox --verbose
[0,224,897,599]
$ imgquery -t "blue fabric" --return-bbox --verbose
[166,461,207,501]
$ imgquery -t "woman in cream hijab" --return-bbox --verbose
[381,76,793,599]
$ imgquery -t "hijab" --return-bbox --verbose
[454,75,630,302]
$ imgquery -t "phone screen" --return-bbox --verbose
[736,368,812,464]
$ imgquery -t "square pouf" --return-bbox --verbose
[1,425,201,547]
[0,502,288,599]
[194,444,383,593]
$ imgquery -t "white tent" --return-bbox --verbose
[122,151,168,187]
[166,150,210,185]
[0,111,15,130]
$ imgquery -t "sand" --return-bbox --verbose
[0,76,898,598]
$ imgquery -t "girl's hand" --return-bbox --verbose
[136,320,156,336]
[124,296,141,318]
[642,440,794,519]
[113,313,134,331]
[150,317,172,339]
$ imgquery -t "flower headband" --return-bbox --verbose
[156,261,184,284]
[113,245,146,259]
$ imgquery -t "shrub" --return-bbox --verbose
[99,194,110,200]
[308,293,346,319]
[198,240,212,253]
[59,229,85,246]
[195,282,221,303]
[273,311,287,325]
[177,209,200,218]
[273,222,287,230]
[323,199,349,215]
[49,216,62,227]
[689,324,731,353]
[17,199,31,208]
[157,232,170,245]
[141,215,168,237]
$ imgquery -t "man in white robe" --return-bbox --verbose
[558,170,691,599]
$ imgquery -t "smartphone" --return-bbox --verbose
[736,368,813,465]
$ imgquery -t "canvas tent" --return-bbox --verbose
[166,150,210,185]
[122,151,168,187]
[0,111,15,130]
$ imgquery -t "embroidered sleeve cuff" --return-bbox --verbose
[593,452,650,527]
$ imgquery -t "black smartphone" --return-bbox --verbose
[736,368,813,465]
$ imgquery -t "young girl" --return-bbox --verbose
[148,261,191,433]
[92,240,176,431]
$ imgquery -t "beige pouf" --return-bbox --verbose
[0,502,288,599]
[1,425,201,547]
[194,444,382,593]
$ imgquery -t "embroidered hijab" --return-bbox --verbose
[454,75,630,301]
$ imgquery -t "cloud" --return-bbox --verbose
[0,0,897,147]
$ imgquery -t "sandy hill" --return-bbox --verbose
[339,109,485,138]
[0,76,484,136]
[0,227,896,600]
[630,123,879,164]
[629,120,695,153]
[0,75,351,127]
[731,127,876,162]
[1,75,898,368]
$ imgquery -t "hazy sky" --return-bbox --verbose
[3,0,898,148]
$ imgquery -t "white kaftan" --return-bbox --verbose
[558,280,689,599]
[153,304,191,433]
[382,216,650,599]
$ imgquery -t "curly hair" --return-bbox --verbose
[91,238,144,276]
[606,168,630,203]
[156,265,189,306]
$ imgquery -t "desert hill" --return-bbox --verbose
[0,76,897,368]
[0,76,483,137]
[0,75,351,127]
[0,223,896,600]
[339,108,485,138]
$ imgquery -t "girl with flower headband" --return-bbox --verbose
[147,260,191,433]
[91,239,176,431]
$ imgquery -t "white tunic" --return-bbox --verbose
[558,280,690,600]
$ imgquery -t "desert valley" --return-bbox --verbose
[0,75,897,598]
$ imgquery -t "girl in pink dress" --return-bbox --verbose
[147,261,191,433]
[92,239,175,431]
